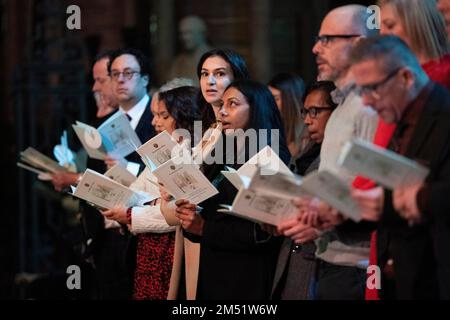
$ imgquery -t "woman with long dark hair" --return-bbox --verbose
[160,49,250,299]
[196,48,250,129]
[268,73,308,158]
[176,80,290,299]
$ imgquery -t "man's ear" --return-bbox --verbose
[141,74,150,87]
[402,67,415,88]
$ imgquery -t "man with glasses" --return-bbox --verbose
[350,35,450,299]
[86,48,155,299]
[279,5,379,300]
[105,48,156,174]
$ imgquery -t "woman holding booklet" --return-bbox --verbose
[159,48,250,299]
[175,79,291,299]
[272,81,338,300]
[101,84,201,299]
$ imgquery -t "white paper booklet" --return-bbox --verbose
[136,130,189,171]
[218,168,303,225]
[72,121,107,160]
[339,138,430,189]
[18,147,68,176]
[152,156,219,205]
[300,170,361,222]
[71,169,155,210]
[73,111,142,160]
[104,164,137,187]
[220,166,361,223]
[221,145,294,190]
[218,188,299,226]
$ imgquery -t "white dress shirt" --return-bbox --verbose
[119,94,149,130]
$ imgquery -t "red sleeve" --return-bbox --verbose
[352,119,397,190]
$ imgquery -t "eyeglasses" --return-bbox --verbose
[315,34,361,46]
[110,70,141,81]
[355,67,402,98]
[300,106,334,119]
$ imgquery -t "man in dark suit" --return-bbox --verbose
[88,48,155,299]
[49,49,155,299]
[104,48,155,173]
[350,35,450,299]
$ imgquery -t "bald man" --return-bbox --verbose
[279,5,379,300]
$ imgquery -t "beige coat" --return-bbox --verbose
[161,200,200,300]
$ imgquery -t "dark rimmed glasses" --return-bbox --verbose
[315,34,361,46]
[300,106,334,119]
[110,70,141,81]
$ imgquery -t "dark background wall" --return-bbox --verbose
[0,0,372,299]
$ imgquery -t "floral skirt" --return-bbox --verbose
[133,232,175,300]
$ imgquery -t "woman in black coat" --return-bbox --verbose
[177,80,291,299]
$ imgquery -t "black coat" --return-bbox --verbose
[378,83,450,299]
[124,102,156,172]
[192,169,282,300]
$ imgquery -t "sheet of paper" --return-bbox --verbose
[20,147,67,173]
[248,168,304,199]
[17,162,47,175]
[300,170,361,222]
[238,145,293,178]
[152,156,219,205]
[217,188,298,226]
[72,122,107,160]
[72,169,156,210]
[221,146,294,190]
[104,164,137,187]
[338,138,430,189]
[97,111,142,158]
[136,130,185,170]
[221,167,246,190]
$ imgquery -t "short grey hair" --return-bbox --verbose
[350,35,426,78]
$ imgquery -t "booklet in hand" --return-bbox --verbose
[299,170,361,222]
[339,138,430,189]
[104,164,137,187]
[18,147,69,180]
[152,156,219,205]
[71,169,155,210]
[136,130,190,171]
[73,111,142,160]
[218,167,302,226]
[219,166,362,224]
[221,145,293,190]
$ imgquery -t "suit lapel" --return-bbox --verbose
[134,98,155,144]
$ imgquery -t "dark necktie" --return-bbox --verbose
[126,113,132,122]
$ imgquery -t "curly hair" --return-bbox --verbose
[157,86,202,139]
